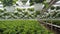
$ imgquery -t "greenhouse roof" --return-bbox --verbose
[56,1,60,3]
[53,1,60,7]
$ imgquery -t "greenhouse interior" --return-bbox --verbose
[0,0,60,34]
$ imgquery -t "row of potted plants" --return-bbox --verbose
[0,7,60,19]
[0,0,48,12]
[41,10,60,19]
[51,6,60,10]
[0,8,41,19]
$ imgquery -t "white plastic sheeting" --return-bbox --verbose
[0,1,4,10]
[4,6,15,12]
[45,0,51,3]
[53,1,60,7]
[34,3,44,11]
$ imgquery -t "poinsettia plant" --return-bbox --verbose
[30,0,46,5]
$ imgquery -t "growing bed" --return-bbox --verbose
[0,20,54,34]
[43,19,60,26]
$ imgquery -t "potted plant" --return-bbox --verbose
[0,9,4,13]
[28,8,34,11]
[51,6,55,10]
[17,8,22,12]
[0,0,17,12]
[56,6,60,10]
